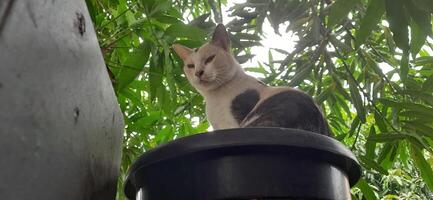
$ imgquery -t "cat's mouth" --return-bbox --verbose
[198,78,213,85]
[196,75,215,85]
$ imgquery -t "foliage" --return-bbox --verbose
[85,0,433,199]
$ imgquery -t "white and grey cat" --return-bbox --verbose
[173,24,329,136]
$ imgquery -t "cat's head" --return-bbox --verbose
[172,24,239,92]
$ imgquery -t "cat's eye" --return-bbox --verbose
[204,55,216,65]
[187,64,195,68]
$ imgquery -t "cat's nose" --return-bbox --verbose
[195,70,204,78]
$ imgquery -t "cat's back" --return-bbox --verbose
[241,87,330,136]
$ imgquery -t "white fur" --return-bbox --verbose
[173,25,272,130]
[202,67,266,129]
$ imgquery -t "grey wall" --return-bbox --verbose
[0,0,124,199]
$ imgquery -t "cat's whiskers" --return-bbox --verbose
[214,77,223,86]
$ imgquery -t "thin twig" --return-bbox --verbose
[351,123,362,150]
[107,61,145,71]
[96,8,130,32]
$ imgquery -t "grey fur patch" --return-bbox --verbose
[231,89,260,124]
[244,90,330,136]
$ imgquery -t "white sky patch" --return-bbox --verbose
[378,62,400,81]
[221,1,297,78]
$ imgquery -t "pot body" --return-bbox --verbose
[125,128,361,200]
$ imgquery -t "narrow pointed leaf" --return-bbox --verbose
[368,133,406,142]
[406,0,432,36]
[289,65,313,87]
[328,0,360,27]
[366,126,377,159]
[355,178,378,200]
[385,0,409,51]
[166,24,207,41]
[411,0,433,13]
[410,22,428,58]
[355,0,385,48]
[348,76,366,123]
[117,45,151,90]
[400,50,409,81]
[422,75,433,91]
[410,144,433,191]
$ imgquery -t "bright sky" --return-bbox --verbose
[222,0,297,75]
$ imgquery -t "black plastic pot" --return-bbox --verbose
[124,128,361,200]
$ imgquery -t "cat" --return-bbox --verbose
[172,24,330,136]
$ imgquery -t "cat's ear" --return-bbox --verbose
[211,24,230,51]
[172,44,193,61]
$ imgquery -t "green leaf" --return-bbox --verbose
[132,111,161,129]
[400,111,433,121]
[116,45,151,90]
[385,0,410,51]
[156,83,171,113]
[422,75,433,91]
[367,133,407,142]
[315,86,332,104]
[329,35,352,54]
[366,126,377,159]
[400,50,409,81]
[403,120,433,139]
[286,16,311,32]
[153,12,182,24]
[411,0,433,14]
[120,88,144,108]
[398,141,410,164]
[374,110,388,133]
[289,64,313,87]
[355,0,385,48]
[406,0,432,36]
[149,53,164,102]
[413,56,433,66]
[355,178,378,200]
[383,27,397,52]
[378,142,398,169]
[244,67,268,74]
[327,0,360,27]
[410,22,428,59]
[359,155,388,175]
[236,54,255,64]
[234,33,262,41]
[268,50,275,73]
[347,76,366,123]
[166,24,207,41]
[348,115,361,136]
[189,13,211,27]
[380,99,433,118]
[410,143,433,191]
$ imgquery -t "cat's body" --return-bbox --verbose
[173,24,329,136]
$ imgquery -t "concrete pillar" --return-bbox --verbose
[0,1,124,199]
